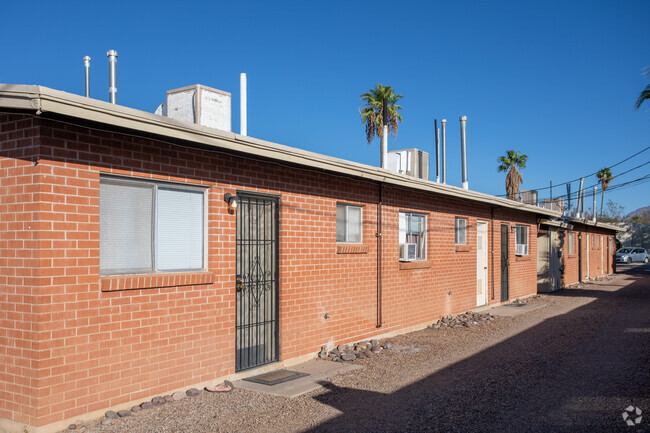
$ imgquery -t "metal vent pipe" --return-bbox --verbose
[434,119,440,182]
[240,73,247,136]
[592,186,597,222]
[577,177,584,217]
[107,50,118,104]
[441,119,447,184]
[459,115,468,189]
[83,56,91,98]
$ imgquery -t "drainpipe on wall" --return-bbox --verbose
[490,207,495,300]
[376,183,383,328]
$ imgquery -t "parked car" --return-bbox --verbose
[616,247,650,264]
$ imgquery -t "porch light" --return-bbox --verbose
[224,193,239,212]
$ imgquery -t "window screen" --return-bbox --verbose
[336,204,362,242]
[100,181,153,274]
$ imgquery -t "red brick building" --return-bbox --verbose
[0,85,619,432]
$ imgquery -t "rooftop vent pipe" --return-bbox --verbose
[83,56,91,98]
[441,119,447,184]
[107,50,118,104]
[459,115,468,189]
[577,177,584,218]
[592,186,597,222]
[434,119,440,182]
[240,73,247,136]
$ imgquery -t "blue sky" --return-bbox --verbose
[3,0,649,214]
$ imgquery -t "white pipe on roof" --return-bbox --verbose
[240,73,247,136]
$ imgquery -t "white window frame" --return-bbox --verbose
[455,217,467,245]
[100,175,208,275]
[399,211,427,261]
[568,232,575,255]
[515,225,529,256]
[336,204,363,243]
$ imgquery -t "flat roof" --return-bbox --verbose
[0,83,621,232]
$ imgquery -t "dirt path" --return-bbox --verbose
[66,266,650,433]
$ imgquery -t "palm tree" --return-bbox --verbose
[634,84,650,110]
[634,66,649,110]
[497,150,528,201]
[360,84,403,166]
[596,167,613,218]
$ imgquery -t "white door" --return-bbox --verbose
[600,236,604,274]
[476,221,488,306]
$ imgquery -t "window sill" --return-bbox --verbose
[101,271,214,292]
[336,243,369,254]
[399,260,432,270]
[455,245,471,252]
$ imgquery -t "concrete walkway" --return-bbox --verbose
[233,360,363,398]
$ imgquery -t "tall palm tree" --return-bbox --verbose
[634,66,649,110]
[596,167,613,218]
[497,150,528,201]
[360,84,403,166]
[634,84,650,110]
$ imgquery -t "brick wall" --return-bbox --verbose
[562,226,616,287]
[0,113,588,428]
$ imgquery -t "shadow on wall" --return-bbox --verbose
[305,274,649,432]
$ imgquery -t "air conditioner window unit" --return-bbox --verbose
[399,243,417,261]
[515,244,528,256]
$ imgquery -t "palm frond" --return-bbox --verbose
[634,84,650,110]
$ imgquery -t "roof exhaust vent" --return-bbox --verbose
[155,84,232,132]
[83,56,91,98]
[107,50,118,104]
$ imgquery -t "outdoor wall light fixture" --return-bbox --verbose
[224,193,239,212]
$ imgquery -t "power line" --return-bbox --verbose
[496,146,650,197]
[542,173,650,202]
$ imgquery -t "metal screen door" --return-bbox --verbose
[235,194,279,371]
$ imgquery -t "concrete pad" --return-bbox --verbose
[233,359,363,398]
[489,303,546,317]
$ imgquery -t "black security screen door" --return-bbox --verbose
[500,224,509,302]
[235,194,279,371]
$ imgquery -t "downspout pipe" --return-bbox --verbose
[459,116,468,189]
[83,56,91,98]
[107,50,118,104]
[490,207,495,300]
[376,183,383,328]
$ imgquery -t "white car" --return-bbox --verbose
[616,247,649,264]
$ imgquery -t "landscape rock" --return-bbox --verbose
[164,395,174,403]
[131,405,142,413]
[186,388,200,397]
[105,410,119,419]
[118,410,131,418]
[68,424,77,430]
[172,391,186,401]
[152,396,165,405]
[100,418,112,426]
[341,353,356,361]
[141,401,154,409]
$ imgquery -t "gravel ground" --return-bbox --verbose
[63,265,650,433]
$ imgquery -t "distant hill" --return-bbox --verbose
[627,206,650,219]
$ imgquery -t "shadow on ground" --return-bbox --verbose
[306,271,650,433]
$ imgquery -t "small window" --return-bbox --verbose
[336,204,362,243]
[567,232,575,255]
[454,217,467,245]
[100,176,206,275]
[515,225,529,256]
[399,212,426,260]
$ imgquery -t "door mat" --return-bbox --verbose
[243,369,310,386]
